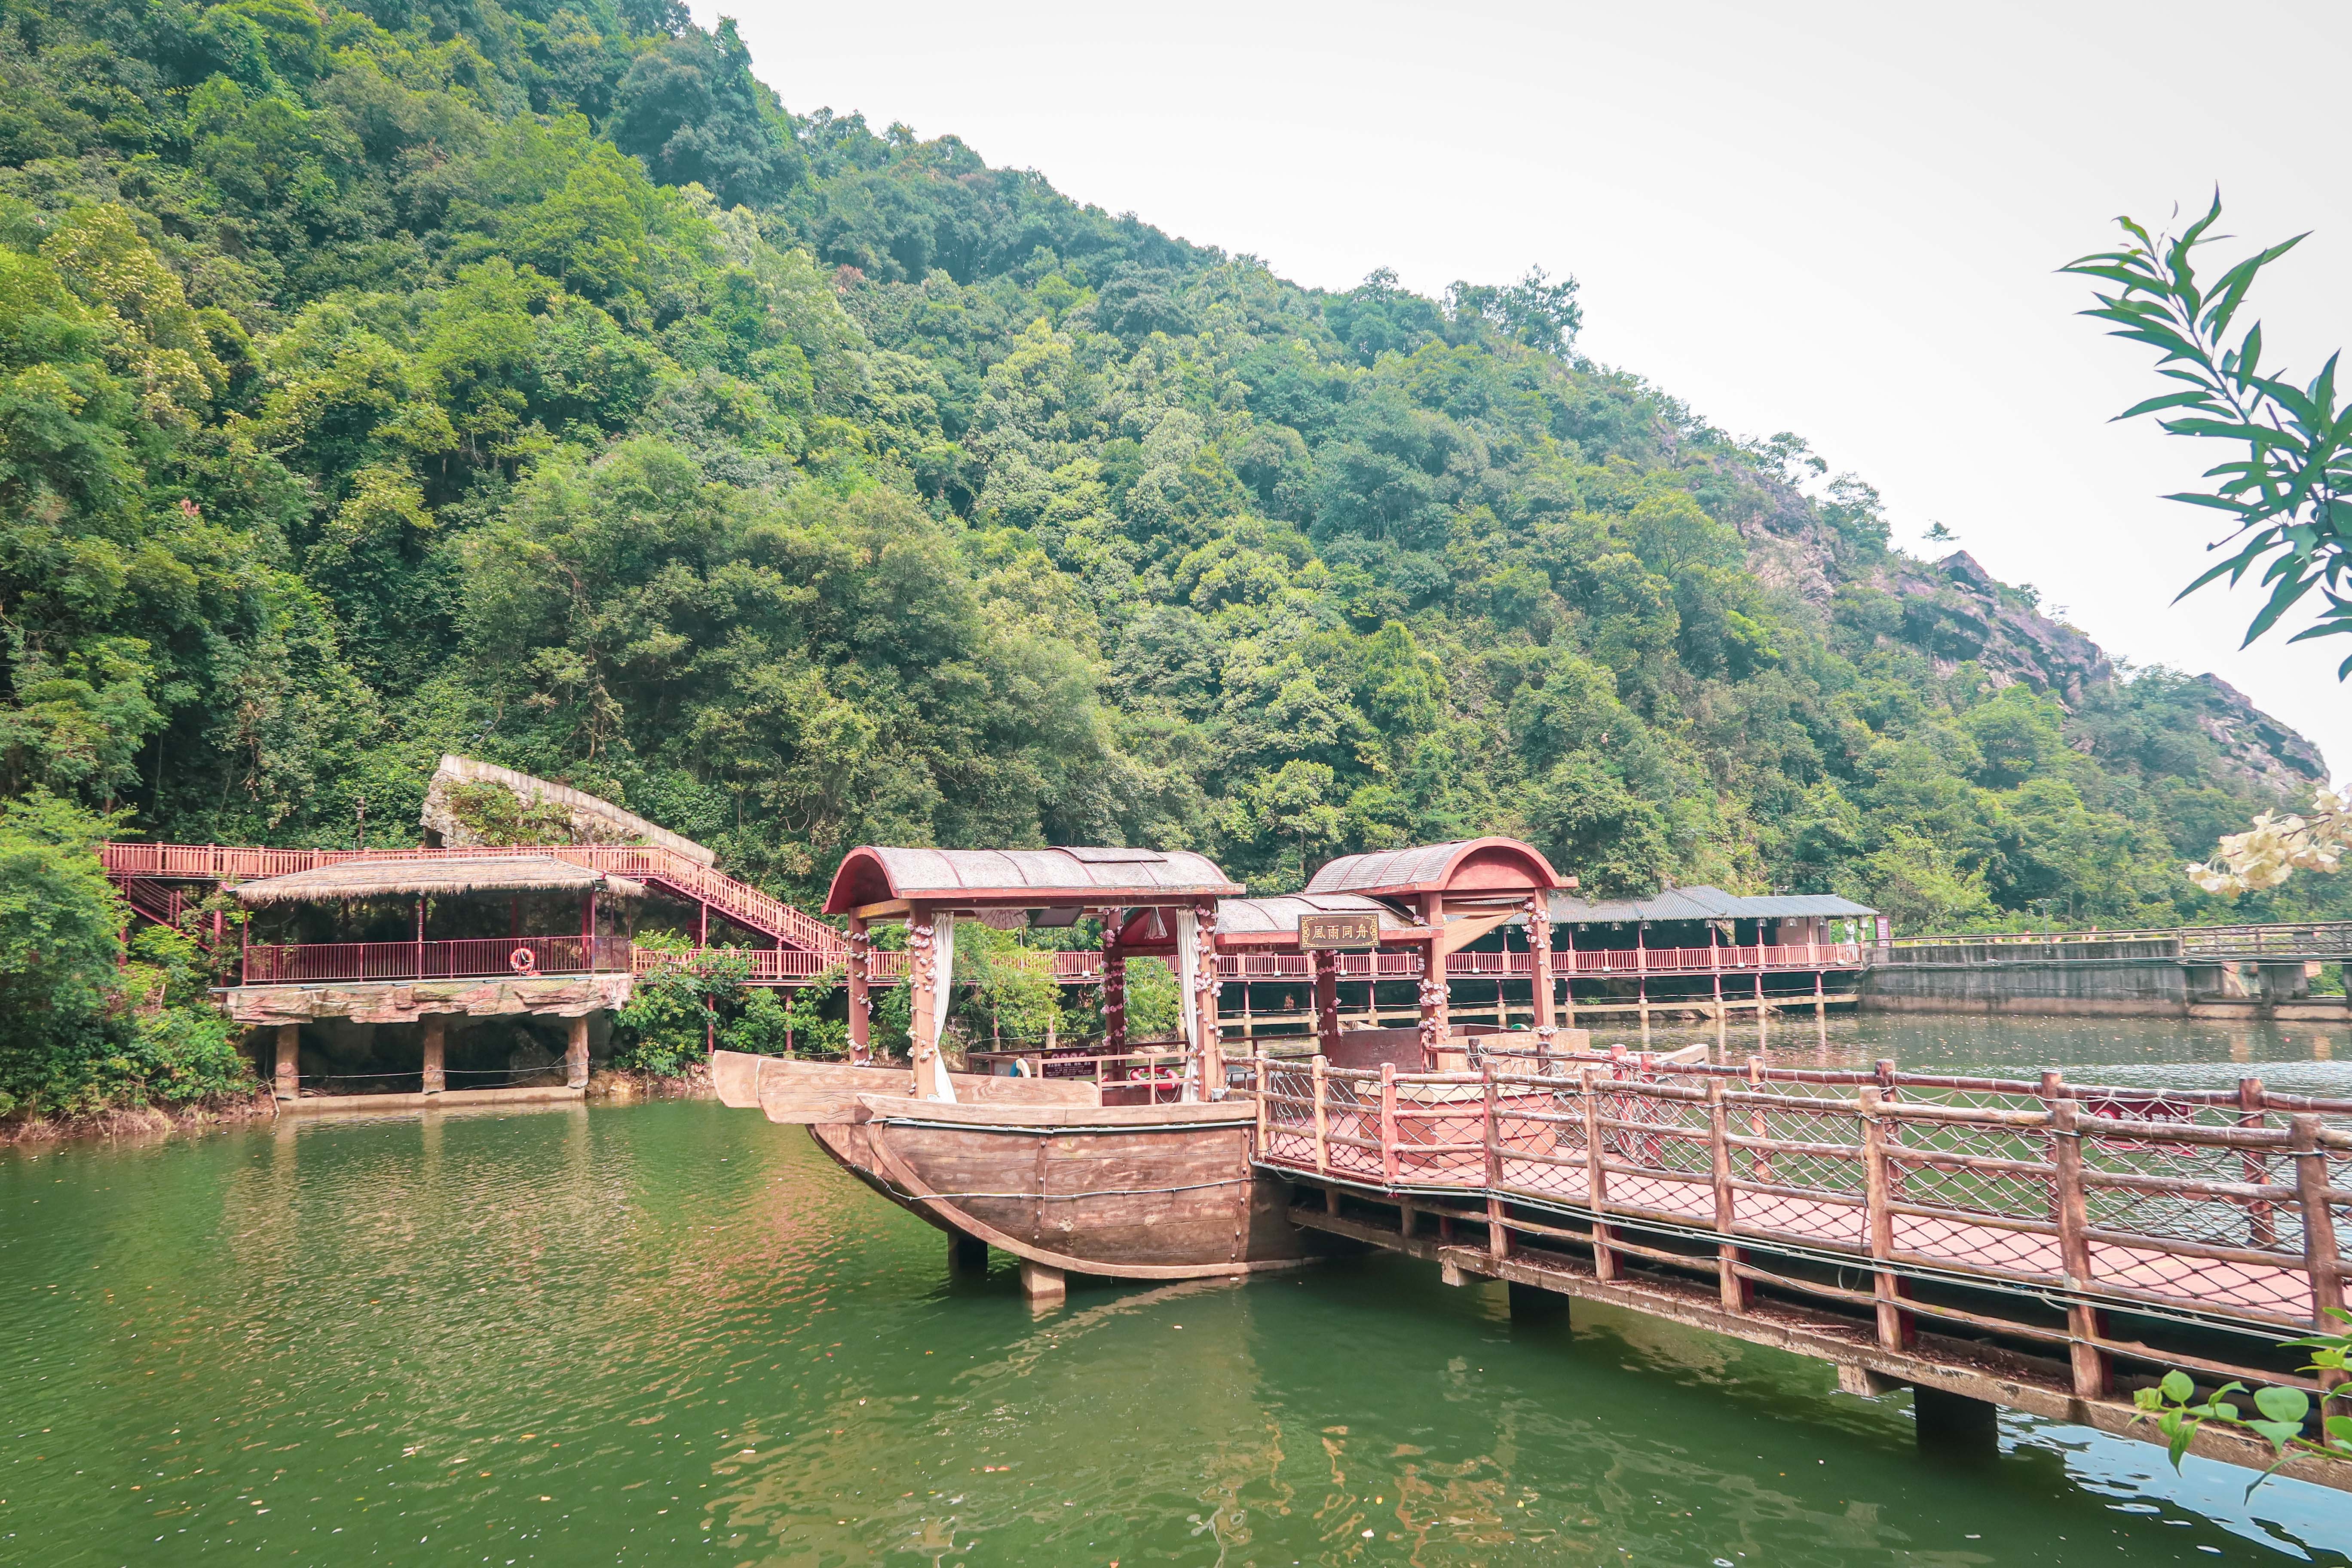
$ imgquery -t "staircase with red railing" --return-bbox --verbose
[100,841,844,959]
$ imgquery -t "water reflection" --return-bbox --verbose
[0,1057,2347,1565]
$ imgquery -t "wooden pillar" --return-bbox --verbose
[1313,949,1341,1057]
[1019,1259,1065,1304]
[1100,914,1127,1057]
[415,896,427,980]
[421,1015,445,1094]
[845,917,871,1065]
[1527,897,1555,1050]
[1190,902,1223,1098]
[1913,1387,2000,1462]
[1757,975,1769,1049]
[1713,970,1727,1055]
[697,900,709,949]
[908,906,952,1101]
[273,1023,299,1100]
[1416,939,1447,1063]
[1637,974,1651,1046]
[1560,923,1577,1029]
[566,1015,589,1088]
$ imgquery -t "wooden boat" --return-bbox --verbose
[711,1049,1321,1286]
[706,838,1576,1297]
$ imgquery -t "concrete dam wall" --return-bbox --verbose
[1860,938,2347,1020]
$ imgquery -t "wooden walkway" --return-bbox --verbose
[1245,1047,2352,1478]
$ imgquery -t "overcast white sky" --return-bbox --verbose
[714,0,2352,783]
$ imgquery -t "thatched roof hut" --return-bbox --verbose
[232,855,646,907]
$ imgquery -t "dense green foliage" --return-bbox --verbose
[3,0,2343,985]
[0,792,251,1119]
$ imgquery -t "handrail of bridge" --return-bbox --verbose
[1246,1044,2352,1412]
[1882,919,2352,962]
[101,840,844,959]
[226,936,1877,989]
[243,935,634,986]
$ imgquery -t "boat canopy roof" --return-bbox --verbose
[825,845,1241,914]
[1304,837,1561,901]
[1114,893,1424,951]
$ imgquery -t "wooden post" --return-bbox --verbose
[415,896,427,980]
[274,1023,299,1100]
[2242,1077,2277,1248]
[1858,1087,1915,1351]
[421,1015,445,1095]
[1253,1055,1269,1151]
[908,906,952,1101]
[697,900,708,948]
[1190,902,1224,1099]
[1416,940,1446,1065]
[1379,1061,1400,1186]
[1311,1054,1329,1175]
[1019,1260,1065,1304]
[1708,1079,1747,1311]
[1713,971,1727,1056]
[2293,1114,2345,1381]
[1581,1067,1617,1281]
[566,1014,589,1088]
[1560,924,1577,1029]
[2048,1083,2110,1399]
[1528,896,1555,1051]
[1484,1059,1509,1261]
[1100,915,1127,1059]
[845,916,871,1065]
[1756,976,1768,1049]
[1313,949,1341,1058]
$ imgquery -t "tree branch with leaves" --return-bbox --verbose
[2064,194,2352,670]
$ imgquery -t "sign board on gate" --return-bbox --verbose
[1298,911,1379,951]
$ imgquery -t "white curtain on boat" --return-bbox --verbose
[1174,906,1201,1102]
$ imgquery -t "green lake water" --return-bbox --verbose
[5,1016,2352,1566]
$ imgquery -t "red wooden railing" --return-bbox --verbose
[102,841,842,959]
[242,935,633,986]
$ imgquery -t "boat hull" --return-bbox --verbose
[712,1051,1323,1280]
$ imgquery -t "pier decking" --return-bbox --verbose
[1246,1048,2352,1489]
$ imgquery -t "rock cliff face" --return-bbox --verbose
[2180,673,2329,793]
[1733,530,2329,791]
[1874,551,2114,707]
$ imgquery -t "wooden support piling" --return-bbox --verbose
[273,1022,299,1100]
[420,1015,445,1094]
[565,1014,589,1089]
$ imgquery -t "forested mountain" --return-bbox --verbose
[2,0,2339,932]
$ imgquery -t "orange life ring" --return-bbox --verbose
[509,947,538,974]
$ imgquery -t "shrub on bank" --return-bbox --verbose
[0,794,258,1123]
